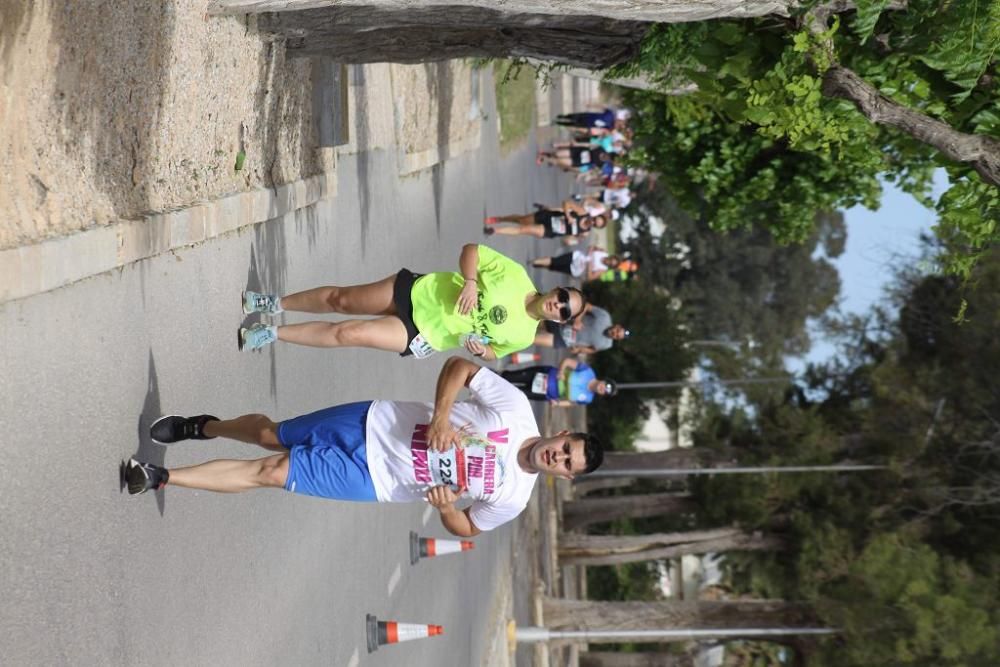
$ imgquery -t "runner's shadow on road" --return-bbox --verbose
[424,61,453,236]
[129,351,166,516]
[350,64,372,257]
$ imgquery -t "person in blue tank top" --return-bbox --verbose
[500,358,617,406]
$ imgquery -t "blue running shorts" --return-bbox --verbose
[277,401,377,501]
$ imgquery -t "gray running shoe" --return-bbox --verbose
[243,290,282,315]
[240,323,278,351]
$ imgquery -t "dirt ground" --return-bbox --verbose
[0,1,318,251]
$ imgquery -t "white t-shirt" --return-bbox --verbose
[602,187,632,208]
[570,249,609,277]
[364,368,540,531]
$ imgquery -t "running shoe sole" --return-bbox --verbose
[242,291,252,315]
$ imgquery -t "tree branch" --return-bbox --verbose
[821,65,1000,187]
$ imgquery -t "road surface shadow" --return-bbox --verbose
[424,62,454,235]
[350,64,372,256]
[132,350,166,516]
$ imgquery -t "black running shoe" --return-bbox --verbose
[125,458,169,495]
[150,414,219,444]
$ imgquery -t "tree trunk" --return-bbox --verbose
[580,652,695,667]
[822,65,1000,187]
[573,477,638,497]
[253,6,648,67]
[559,527,784,565]
[562,492,698,531]
[210,0,797,23]
[543,597,818,634]
[563,68,698,94]
[601,448,739,472]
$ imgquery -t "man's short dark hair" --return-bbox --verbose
[572,432,604,474]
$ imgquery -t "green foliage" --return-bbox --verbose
[583,281,695,450]
[851,0,893,44]
[623,187,842,364]
[933,173,1000,279]
[587,561,662,602]
[679,247,1000,664]
[816,535,1000,666]
[620,1,1000,276]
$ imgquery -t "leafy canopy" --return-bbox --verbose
[615,1,1000,275]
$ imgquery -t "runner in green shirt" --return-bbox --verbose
[238,244,586,361]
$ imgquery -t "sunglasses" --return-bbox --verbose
[556,288,575,321]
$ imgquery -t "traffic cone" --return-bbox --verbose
[366,613,443,652]
[511,351,541,364]
[410,531,475,565]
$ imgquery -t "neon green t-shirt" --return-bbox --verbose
[410,245,540,357]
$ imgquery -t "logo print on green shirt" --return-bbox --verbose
[489,305,508,325]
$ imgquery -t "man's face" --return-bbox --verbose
[542,288,584,323]
[608,324,627,340]
[528,432,587,480]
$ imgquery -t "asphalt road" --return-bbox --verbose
[0,70,581,666]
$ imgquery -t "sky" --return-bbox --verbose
[793,168,950,369]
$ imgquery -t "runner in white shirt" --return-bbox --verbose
[123,357,605,537]
[530,247,623,281]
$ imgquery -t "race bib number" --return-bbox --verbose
[410,425,508,499]
[408,333,436,359]
[580,150,592,164]
[531,372,548,395]
[549,216,567,235]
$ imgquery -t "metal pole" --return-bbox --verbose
[515,627,837,643]
[616,377,790,390]
[588,464,885,478]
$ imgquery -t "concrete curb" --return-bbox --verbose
[0,166,336,305]
[398,128,483,176]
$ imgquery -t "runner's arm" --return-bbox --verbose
[428,356,481,451]
[457,244,480,315]
[462,335,496,361]
[427,486,482,537]
[558,357,579,375]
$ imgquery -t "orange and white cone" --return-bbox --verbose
[366,613,443,652]
[410,531,475,564]
[511,351,541,364]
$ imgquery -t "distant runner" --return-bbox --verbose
[501,358,617,407]
[239,244,585,361]
[123,358,604,536]
[535,304,630,355]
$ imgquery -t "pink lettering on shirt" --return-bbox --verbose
[487,428,509,443]
[411,423,432,484]
[468,455,484,479]
[483,445,497,495]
